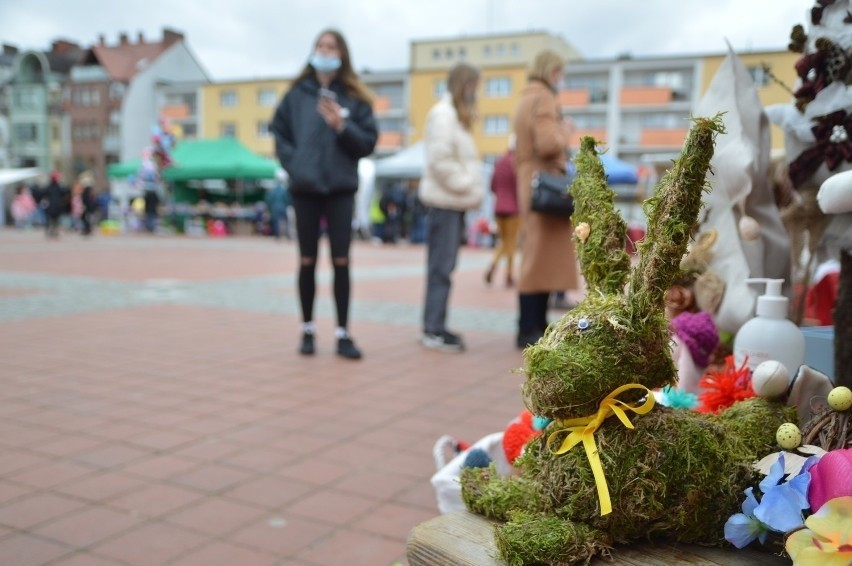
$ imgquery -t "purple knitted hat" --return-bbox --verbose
[671,311,719,368]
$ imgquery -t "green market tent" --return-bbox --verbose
[106,137,278,181]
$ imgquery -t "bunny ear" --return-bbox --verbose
[628,116,725,314]
[570,137,630,295]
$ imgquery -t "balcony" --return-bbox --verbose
[376,131,404,150]
[620,86,674,106]
[373,95,392,113]
[161,104,193,120]
[559,89,589,107]
[570,129,607,148]
[639,128,689,147]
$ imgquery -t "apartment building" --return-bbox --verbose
[7,40,85,177]
[0,45,18,169]
[200,69,408,160]
[200,78,291,159]
[562,49,799,167]
[362,70,408,155]
[64,28,208,188]
[408,31,580,163]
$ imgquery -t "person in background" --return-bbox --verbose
[143,188,159,233]
[43,171,65,239]
[271,28,378,360]
[484,135,520,288]
[96,189,111,223]
[11,185,37,229]
[70,182,84,232]
[419,63,484,352]
[266,169,292,240]
[513,50,580,349]
[78,171,95,236]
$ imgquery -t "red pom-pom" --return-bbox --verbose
[696,355,755,413]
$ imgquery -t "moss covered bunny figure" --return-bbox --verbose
[461,118,796,565]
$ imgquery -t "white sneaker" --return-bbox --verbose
[421,331,465,352]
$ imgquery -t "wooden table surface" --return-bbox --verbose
[407,511,791,565]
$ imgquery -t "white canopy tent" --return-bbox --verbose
[0,167,42,187]
[374,142,426,180]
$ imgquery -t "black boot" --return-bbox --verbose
[299,332,315,355]
[517,293,546,349]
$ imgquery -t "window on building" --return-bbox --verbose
[81,89,92,107]
[747,65,771,87]
[573,114,607,129]
[565,74,609,103]
[257,121,271,138]
[434,80,447,99]
[497,44,505,57]
[432,49,441,60]
[182,123,197,138]
[371,83,404,108]
[511,43,520,56]
[485,77,512,97]
[14,88,38,110]
[91,89,100,106]
[51,123,60,141]
[458,46,467,59]
[107,124,120,139]
[483,115,510,135]
[220,122,237,137]
[109,82,125,100]
[446,48,453,59]
[483,44,491,57]
[258,88,277,106]
[378,117,405,132]
[220,90,237,107]
[14,123,38,142]
[641,113,684,129]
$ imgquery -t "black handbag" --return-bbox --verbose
[530,171,574,217]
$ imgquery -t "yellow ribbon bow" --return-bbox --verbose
[546,383,655,516]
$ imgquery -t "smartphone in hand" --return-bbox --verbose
[318,88,337,103]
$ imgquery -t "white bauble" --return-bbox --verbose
[738,215,761,241]
[752,360,790,398]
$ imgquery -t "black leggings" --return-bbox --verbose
[292,192,355,329]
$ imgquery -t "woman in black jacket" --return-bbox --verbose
[271,29,378,360]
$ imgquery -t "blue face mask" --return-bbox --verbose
[310,53,341,73]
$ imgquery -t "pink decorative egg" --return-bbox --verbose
[809,448,852,512]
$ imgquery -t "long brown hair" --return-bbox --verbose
[447,63,480,130]
[293,29,373,104]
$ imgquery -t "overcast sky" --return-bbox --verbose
[1,0,810,81]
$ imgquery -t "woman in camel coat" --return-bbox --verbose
[513,50,580,348]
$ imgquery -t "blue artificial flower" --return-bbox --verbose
[753,453,813,534]
[758,452,786,494]
[725,487,769,548]
[726,453,818,549]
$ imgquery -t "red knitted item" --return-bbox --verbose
[502,410,541,464]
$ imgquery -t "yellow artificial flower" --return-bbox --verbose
[786,496,852,566]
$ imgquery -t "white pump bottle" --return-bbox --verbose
[733,278,805,376]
